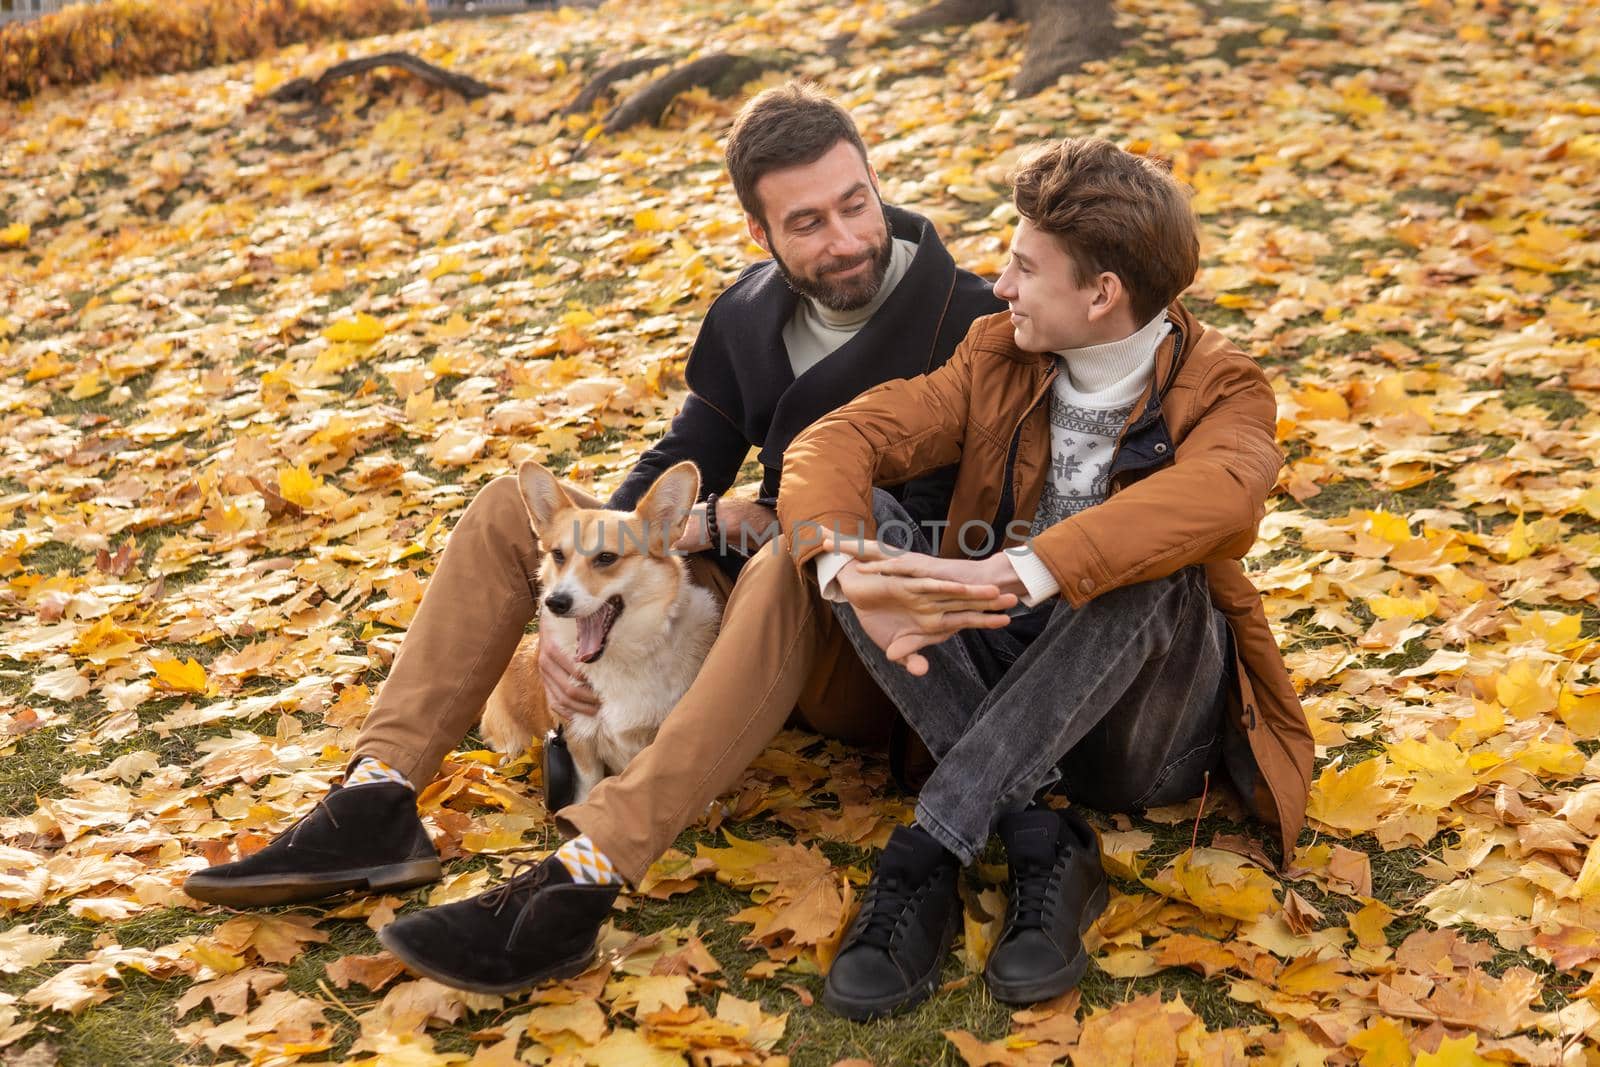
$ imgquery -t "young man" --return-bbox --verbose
[183,84,1005,992]
[776,137,1314,1018]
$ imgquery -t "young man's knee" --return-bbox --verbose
[867,489,923,551]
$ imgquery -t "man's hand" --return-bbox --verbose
[672,502,713,553]
[671,498,780,553]
[719,499,780,551]
[827,535,1017,676]
[538,635,601,720]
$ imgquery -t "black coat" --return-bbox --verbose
[608,205,1004,568]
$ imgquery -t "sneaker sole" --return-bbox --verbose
[377,925,596,996]
[183,858,443,907]
[821,903,962,1021]
[984,878,1110,1005]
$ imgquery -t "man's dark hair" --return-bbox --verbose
[1010,138,1200,323]
[725,82,870,225]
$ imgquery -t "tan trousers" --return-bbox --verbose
[354,475,896,884]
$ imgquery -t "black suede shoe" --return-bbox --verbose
[378,855,618,994]
[822,824,962,1020]
[984,807,1109,1005]
[183,782,441,907]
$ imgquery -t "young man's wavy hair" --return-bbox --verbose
[1010,138,1199,324]
[725,82,871,227]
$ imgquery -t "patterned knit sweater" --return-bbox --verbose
[1006,312,1171,605]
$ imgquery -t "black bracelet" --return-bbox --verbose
[703,493,721,549]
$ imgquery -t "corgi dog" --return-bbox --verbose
[480,459,720,806]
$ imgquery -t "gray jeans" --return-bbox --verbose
[831,491,1232,865]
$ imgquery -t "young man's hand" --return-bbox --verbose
[852,547,1030,601]
[538,636,601,720]
[827,535,1017,676]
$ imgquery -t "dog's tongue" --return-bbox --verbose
[574,605,612,663]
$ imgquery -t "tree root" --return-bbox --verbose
[269,51,500,103]
[895,0,1010,33]
[600,52,780,134]
[562,55,676,115]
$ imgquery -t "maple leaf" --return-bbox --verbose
[587,1027,689,1067]
[1307,757,1395,834]
[277,463,325,510]
[322,312,387,343]
[522,998,608,1047]
[0,927,65,974]
[1348,1017,1412,1067]
[1146,848,1279,921]
[1151,933,1243,979]
[149,655,209,694]
[1415,1033,1498,1067]
[1071,994,1200,1067]
[174,967,287,1019]
[606,974,694,1016]
[210,914,330,966]
[324,953,407,993]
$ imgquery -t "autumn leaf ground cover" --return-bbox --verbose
[2,0,1598,1062]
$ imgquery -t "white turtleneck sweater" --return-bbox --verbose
[814,311,1171,607]
[782,238,918,379]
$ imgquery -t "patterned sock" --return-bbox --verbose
[554,834,623,886]
[345,755,413,790]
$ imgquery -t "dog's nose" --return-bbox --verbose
[543,591,573,616]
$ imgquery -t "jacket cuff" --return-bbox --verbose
[1002,547,1059,607]
[1026,520,1110,607]
[781,510,873,567]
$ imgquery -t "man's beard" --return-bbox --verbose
[772,214,895,313]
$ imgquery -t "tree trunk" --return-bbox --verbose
[1012,0,1121,97]
[895,0,1121,96]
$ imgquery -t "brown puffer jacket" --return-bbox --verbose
[778,301,1313,864]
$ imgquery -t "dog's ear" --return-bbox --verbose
[636,461,701,551]
[517,461,571,541]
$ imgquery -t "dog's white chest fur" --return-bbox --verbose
[551,580,720,794]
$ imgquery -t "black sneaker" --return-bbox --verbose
[183,781,441,907]
[822,824,962,1020]
[984,807,1109,1005]
[379,854,618,995]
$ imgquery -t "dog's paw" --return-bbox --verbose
[480,700,535,757]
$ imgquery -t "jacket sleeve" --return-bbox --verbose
[1028,356,1282,607]
[606,392,750,511]
[778,336,978,567]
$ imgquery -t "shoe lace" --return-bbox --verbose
[285,796,340,848]
[477,855,556,949]
[477,855,552,915]
[1008,854,1061,932]
[856,874,917,951]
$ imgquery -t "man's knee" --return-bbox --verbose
[727,537,811,601]
[464,475,529,530]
